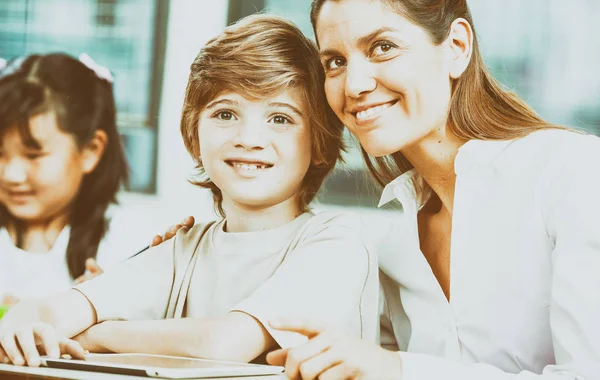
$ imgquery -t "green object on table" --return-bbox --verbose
[0,305,10,320]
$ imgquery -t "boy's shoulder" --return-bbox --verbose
[295,210,363,242]
[174,220,218,247]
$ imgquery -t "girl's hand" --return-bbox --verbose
[150,216,195,247]
[74,258,104,284]
[0,320,85,367]
[1,295,19,306]
[266,319,403,380]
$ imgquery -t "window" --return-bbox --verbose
[0,0,169,193]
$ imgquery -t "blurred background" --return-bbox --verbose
[1,0,599,240]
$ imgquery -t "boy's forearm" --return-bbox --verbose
[78,312,276,362]
[0,289,95,339]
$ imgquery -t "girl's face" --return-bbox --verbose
[198,88,313,213]
[316,0,454,157]
[0,112,102,223]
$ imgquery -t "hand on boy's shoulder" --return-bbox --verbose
[149,216,196,247]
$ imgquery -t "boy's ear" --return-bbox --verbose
[81,130,108,174]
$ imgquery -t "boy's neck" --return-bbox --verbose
[222,196,304,233]
[7,212,70,253]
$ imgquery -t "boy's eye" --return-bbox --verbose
[215,110,237,121]
[269,115,293,125]
[325,57,346,70]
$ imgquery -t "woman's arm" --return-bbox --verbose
[0,289,95,366]
[74,311,276,363]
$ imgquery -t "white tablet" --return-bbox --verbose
[40,353,284,378]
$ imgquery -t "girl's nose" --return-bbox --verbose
[1,159,28,184]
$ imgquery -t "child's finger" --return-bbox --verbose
[58,338,86,360]
[266,347,289,366]
[269,318,325,338]
[85,259,101,273]
[86,259,103,275]
[3,332,25,366]
[32,324,60,359]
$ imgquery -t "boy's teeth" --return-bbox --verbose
[233,163,265,170]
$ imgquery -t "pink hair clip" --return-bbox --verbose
[79,53,113,83]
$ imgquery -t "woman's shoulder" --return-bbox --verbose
[500,129,600,172]
[516,128,600,152]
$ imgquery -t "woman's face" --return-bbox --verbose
[315,0,454,157]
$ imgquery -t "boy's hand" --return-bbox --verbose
[0,309,85,367]
[150,216,195,247]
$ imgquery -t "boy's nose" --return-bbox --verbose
[232,122,268,150]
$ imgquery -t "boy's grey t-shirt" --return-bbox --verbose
[75,211,378,348]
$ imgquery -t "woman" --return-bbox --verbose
[262,0,600,379]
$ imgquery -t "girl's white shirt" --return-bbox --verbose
[0,205,157,300]
[377,129,600,379]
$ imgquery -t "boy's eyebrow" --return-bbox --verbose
[269,102,304,117]
[205,98,239,109]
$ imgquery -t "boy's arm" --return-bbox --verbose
[0,289,95,366]
[74,311,276,362]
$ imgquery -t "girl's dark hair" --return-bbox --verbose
[0,53,129,278]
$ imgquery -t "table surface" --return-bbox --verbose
[0,363,287,380]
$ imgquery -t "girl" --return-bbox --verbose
[0,15,378,367]
[265,0,600,379]
[0,53,155,303]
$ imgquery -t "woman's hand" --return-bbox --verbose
[266,319,403,380]
[150,216,195,247]
[0,315,85,367]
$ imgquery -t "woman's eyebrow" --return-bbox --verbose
[319,26,402,59]
[269,102,304,117]
[356,26,398,47]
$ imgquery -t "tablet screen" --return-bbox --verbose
[82,353,257,369]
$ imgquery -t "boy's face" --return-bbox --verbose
[0,112,91,222]
[198,88,312,213]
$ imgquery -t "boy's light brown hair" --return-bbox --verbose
[180,14,344,217]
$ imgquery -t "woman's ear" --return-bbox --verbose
[446,18,473,79]
[81,130,108,174]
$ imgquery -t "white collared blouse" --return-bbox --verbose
[377,129,600,379]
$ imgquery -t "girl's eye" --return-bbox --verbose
[215,110,237,121]
[26,153,43,160]
[270,115,293,125]
[325,57,347,70]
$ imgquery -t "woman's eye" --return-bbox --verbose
[270,115,292,125]
[215,111,236,121]
[371,42,396,56]
[325,57,346,70]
